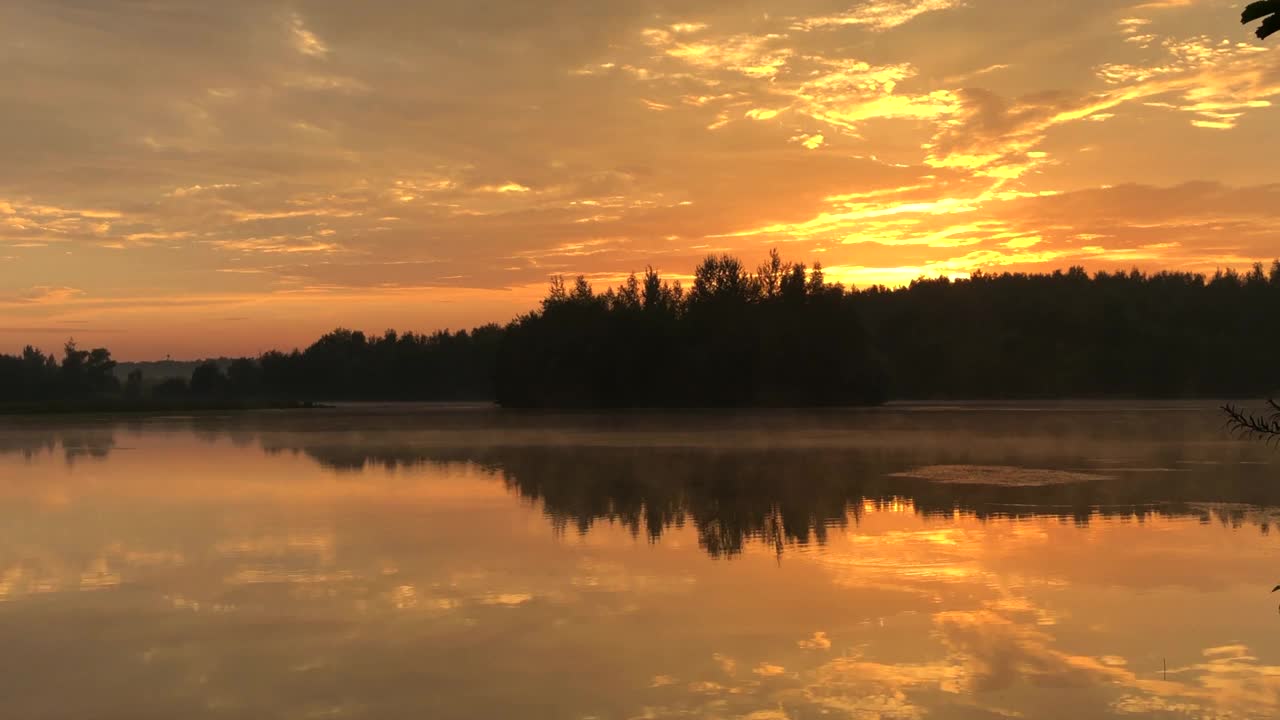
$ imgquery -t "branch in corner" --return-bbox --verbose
[1223,398,1280,443]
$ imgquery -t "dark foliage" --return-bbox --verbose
[0,341,118,401]
[3,254,1279,409]
[857,262,1280,399]
[1244,0,1280,39]
[497,251,887,408]
[151,378,189,399]
[1,326,502,406]
[123,369,144,399]
[254,325,503,401]
[1224,399,1280,442]
[189,360,230,397]
[499,255,1280,406]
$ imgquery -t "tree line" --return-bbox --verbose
[497,251,885,407]
[0,342,124,402]
[861,262,1280,399]
[499,253,1280,405]
[0,327,501,406]
[3,252,1279,408]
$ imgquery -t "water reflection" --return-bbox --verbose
[0,427,116,463]
[12,408,1280,557]
[1,405,1279,719]
[256,407,1278,556]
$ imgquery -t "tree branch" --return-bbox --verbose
[1223,400,1280,443]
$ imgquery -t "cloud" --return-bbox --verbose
[2,0,1279,356]
[208,237,344,254]
[3,286,86,305]
[797,631,832,650]
[753,662,788,677]
[1095,37,1276,129]
[641,27,794,78]
[793,0,965,31]
[289,13,329,58]
[476,182,532,194]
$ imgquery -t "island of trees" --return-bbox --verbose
[3,252,1279,411]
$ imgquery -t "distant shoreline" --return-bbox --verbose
[0,398,328,416]
[0,395,1264,417]
[7,254,1280,411]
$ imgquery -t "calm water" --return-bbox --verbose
[2,403,1280,719]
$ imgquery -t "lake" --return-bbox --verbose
[2,402,1278,719]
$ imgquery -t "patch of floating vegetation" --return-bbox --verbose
[890,465,1111,487]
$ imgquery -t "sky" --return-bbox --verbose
[2,0,1279,359]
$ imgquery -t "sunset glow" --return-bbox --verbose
[3,1,1278,358]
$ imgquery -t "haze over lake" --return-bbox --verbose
[2,403,1279,719]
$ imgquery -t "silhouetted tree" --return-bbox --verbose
[496,251,885,408]
[250,324,502,401]
[59,341,89,394]
[1238,1,1280,435]
[124,369,144,399]
[189,361,230,397]
[0,346,58,401]
[1224,400,1280,442]
[152,377,188,399]
[3,256,1279,410]
[85,348,119,394]
[1244,0,1280,39]
[226,357,262,396]
[856,262,1280,399]
[54,341,118,396]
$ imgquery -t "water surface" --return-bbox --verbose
[2,403,1279,719]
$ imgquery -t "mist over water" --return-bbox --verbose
[2,402,1278,719]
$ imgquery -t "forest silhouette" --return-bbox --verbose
[4,252,1280,409]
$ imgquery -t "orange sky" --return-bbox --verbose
[3,0,1279,359]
